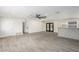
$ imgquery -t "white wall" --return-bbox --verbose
[1,17,79,37]
[0,18,23,37]
[28,19,43,33]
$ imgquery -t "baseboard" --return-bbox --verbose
[0,33,23,38]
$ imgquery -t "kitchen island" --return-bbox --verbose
[58,27,79,40]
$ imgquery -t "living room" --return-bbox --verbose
[0,6,79,52]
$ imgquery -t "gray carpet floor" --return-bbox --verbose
[0,32,79,52]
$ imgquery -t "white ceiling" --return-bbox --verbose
[0,6,79,19]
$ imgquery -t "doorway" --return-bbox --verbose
[46,23,54,32]
[23,22,25,34]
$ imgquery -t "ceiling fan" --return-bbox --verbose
[35,14,47,19]
[29,13,47,20]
